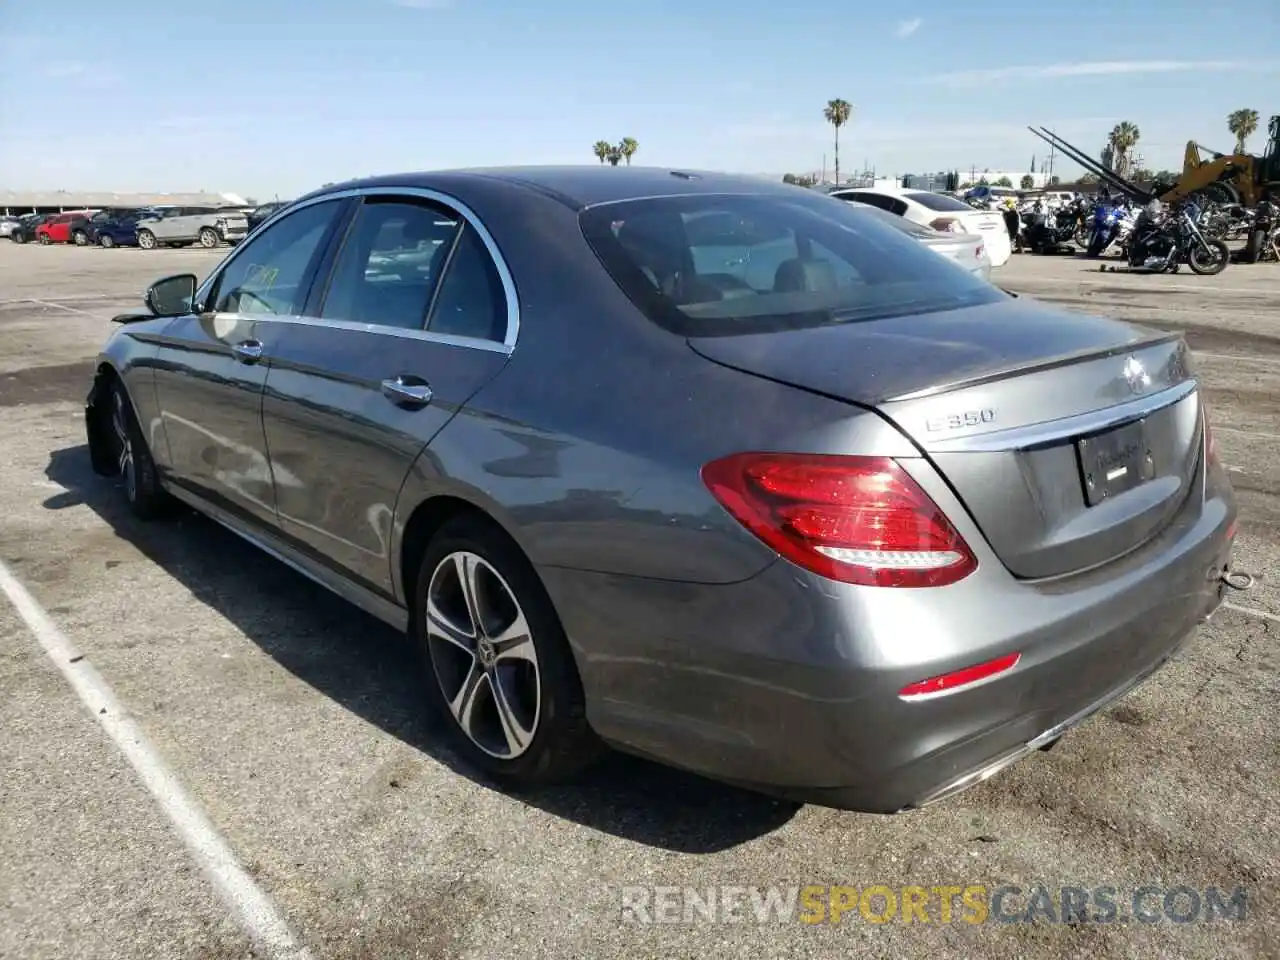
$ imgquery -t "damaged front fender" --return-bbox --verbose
[85,366,119,477]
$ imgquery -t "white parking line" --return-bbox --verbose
[0,558,314,960]
[7,298,100,318]
[1015,276,1272,295]
[1224,601,1280,625]
[1194,352,1280,367]
[1213,426,1280,442]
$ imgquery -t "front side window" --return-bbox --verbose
[319,199,461,330]
[581,193,1005,337]
[209,199,344,315]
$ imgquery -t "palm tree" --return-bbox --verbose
[823,99,853,184]
[619,137,639,165]
[592,140,612,164]
[1107,121,1140,177]
[606,146,622,166]
[1227,109,1260,154]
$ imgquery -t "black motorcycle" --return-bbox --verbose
[1240,200,1277,263]
[1023,199,1086,255]
[1126,202,1230,275]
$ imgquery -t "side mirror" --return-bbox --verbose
[145,273,197,316]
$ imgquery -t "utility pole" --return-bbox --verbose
[821,154,827,184]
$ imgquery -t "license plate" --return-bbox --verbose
[1076,418,1156,506]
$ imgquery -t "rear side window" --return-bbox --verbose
[320,199,461,330]
[905,191,975,212]
[580,193,1003,337]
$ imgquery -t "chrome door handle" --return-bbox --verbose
[231,339,264,364]
[381,376,433,408]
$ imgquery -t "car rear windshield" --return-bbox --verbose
[579,193,1003,336]
[853,204,938,236]
[904,191,976,212]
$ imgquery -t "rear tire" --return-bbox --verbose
[100,234,115,249]
[412,516,604,787]
[1188,239,1230,275]
[109,381,172,520]
[137,229,156,250]
[1242,229,1263,264]
[72,230,88,246]
[198,227,219,248]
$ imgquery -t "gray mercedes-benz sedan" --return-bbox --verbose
[85,166,1238,813]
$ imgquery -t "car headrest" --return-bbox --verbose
[773,257,837,293]
[616,214,686,276]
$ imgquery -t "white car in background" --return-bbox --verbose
[847,201,992,281]
[829,186,1012,267]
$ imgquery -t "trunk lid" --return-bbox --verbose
[960,210,1008,237]
[687,298,1202,580]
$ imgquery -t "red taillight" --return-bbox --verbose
[899,652,1021,700]
[700,453,978,588]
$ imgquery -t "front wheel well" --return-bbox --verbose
[87,363,122,476]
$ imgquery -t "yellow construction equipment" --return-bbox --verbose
[1160,115,1280,207]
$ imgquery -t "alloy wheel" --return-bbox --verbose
[425,551,541,759]
[111,390,136,502]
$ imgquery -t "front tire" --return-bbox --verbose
[412,516,603,786]
[37,233,51,245]
[110,382,171,520]
[137,229,156,250]
[1188,238,1230,275]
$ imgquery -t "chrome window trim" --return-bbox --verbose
[233,312,513,354]
[194,184,520,355]
[924,380,1199,453]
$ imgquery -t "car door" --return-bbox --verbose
[258,190,513,597]
[147,209,178,241]
[149,197,352,527]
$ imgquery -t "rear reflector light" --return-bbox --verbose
[899,652,1021,700]
[701,453,978,587]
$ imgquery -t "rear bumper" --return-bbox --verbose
[982,228,1012,266]
[543,467,1235,813]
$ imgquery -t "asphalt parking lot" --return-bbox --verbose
[1,242,1278,960]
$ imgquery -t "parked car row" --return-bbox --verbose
[2,202,290,250]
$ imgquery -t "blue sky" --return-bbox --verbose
[1,0,1276,198]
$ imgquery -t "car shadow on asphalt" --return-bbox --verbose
[44,444,800,853]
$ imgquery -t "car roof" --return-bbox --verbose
[303,166,801,211]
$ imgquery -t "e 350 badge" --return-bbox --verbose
[925,409,995,432]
